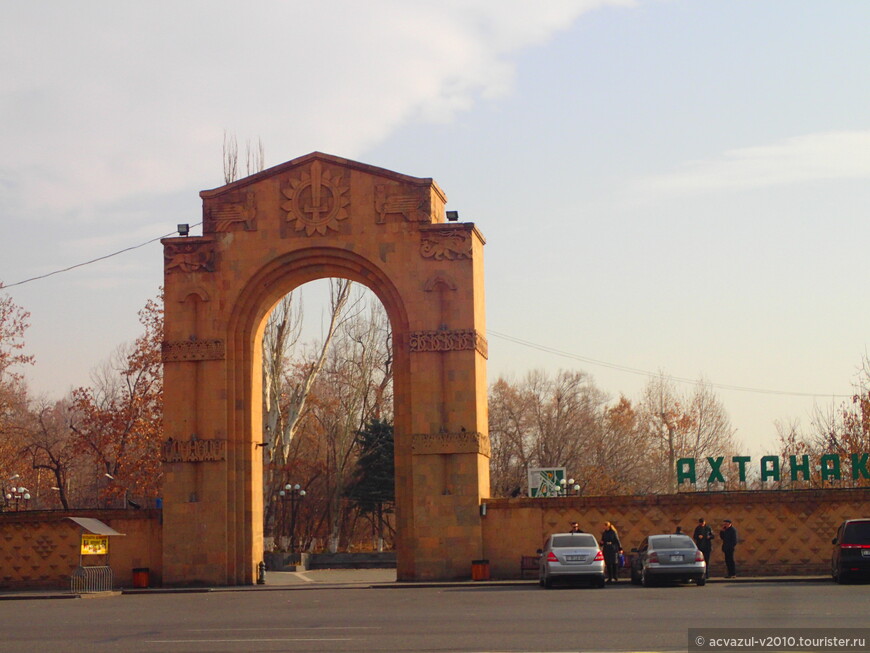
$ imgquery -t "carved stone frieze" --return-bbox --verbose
[409,329,488,358]
[164,240,216,274]
[207,191,257,231]
[420,228,472,260]
[281,160,350,236]
[374,184,431,223]
[161,339,226,362]
[162,438,227,463]
[411,431,491,457]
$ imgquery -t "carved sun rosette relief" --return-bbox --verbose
[420,228,472,260]
[164,240,216,273]
[281,160,350,236]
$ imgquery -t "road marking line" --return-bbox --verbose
[184,627,378,632]
[146,638,355,643]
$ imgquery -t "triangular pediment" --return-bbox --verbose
[201,151,442,198]
[198,151,448,236]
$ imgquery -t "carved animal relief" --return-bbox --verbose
[374,184,430,223]
[420,228,472,260]
[164,240,216,273]
[207,191,257,231]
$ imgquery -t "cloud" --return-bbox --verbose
[635,130,870,197]
[0,1,631,218]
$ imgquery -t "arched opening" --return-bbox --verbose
[257,278,396,563]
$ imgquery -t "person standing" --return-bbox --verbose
[693,517,714,578]
[569,521,583,533]
[601,521,622,584]
[719,518,738,578]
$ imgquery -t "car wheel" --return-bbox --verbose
[642,569,654,587]
[595,576,606,588]
[544,575,553,589]
[630,567,641,585]
[696,577,706,586]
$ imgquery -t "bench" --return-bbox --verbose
[520,555,540,579]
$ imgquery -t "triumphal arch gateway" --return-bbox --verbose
[160,153,490,584]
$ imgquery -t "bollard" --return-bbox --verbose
[257,560,266,584]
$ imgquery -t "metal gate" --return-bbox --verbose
[70,565,113,593]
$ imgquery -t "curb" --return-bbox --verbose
[0,576,831,600]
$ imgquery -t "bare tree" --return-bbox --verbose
[309,289,392,552]
[261,280,358,544]
[638,374,737,492]
[223,132,265,184]
[22,398,81,509]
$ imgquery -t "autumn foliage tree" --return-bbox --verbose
[775,357,870,489]
[637,374,737,492]
[69,291,163,506]
[488,369,627,496]
[488,369,738,497]
[0,286,35,500]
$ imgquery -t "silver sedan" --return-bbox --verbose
[538,532,606,588]
[630,534,707,586]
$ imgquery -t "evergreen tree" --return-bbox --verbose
[346,418,394,547]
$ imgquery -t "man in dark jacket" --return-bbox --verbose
[693,517,714,578]
[719,519,738,578]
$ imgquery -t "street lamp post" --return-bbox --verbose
[5,487,31,511]
[279,483,306,562]
[558,478,580,497]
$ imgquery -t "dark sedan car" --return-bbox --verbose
[832,518,870,583]
[630,534,706,587]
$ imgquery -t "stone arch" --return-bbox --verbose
[161,152,489,584]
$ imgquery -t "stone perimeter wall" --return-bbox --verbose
[481,488,870,579]
[2,488,868,588]
[0,510,162,590]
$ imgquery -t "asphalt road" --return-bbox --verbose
[0,580,866,652]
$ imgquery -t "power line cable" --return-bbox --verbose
[0,227,851,401]
[487,328,852,399]
[2,223,202,289]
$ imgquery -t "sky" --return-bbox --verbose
[2,0,869,456]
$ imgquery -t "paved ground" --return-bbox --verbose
[0,576,864,653]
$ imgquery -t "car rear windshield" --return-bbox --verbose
[552,534,597,548]
[650,535,695,550]
[842,521,870,544]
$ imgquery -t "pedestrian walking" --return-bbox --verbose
[693,517,713,578]
[719,518,738,578]
[600,521,623,583]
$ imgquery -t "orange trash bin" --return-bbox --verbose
[471,559,490,581]
[132,568,150,588]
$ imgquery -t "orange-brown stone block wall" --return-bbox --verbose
[0,510,162,590]
[482,488,870,579]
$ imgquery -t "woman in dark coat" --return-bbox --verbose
[601,521,623,583]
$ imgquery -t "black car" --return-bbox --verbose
[831,518,870,583]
